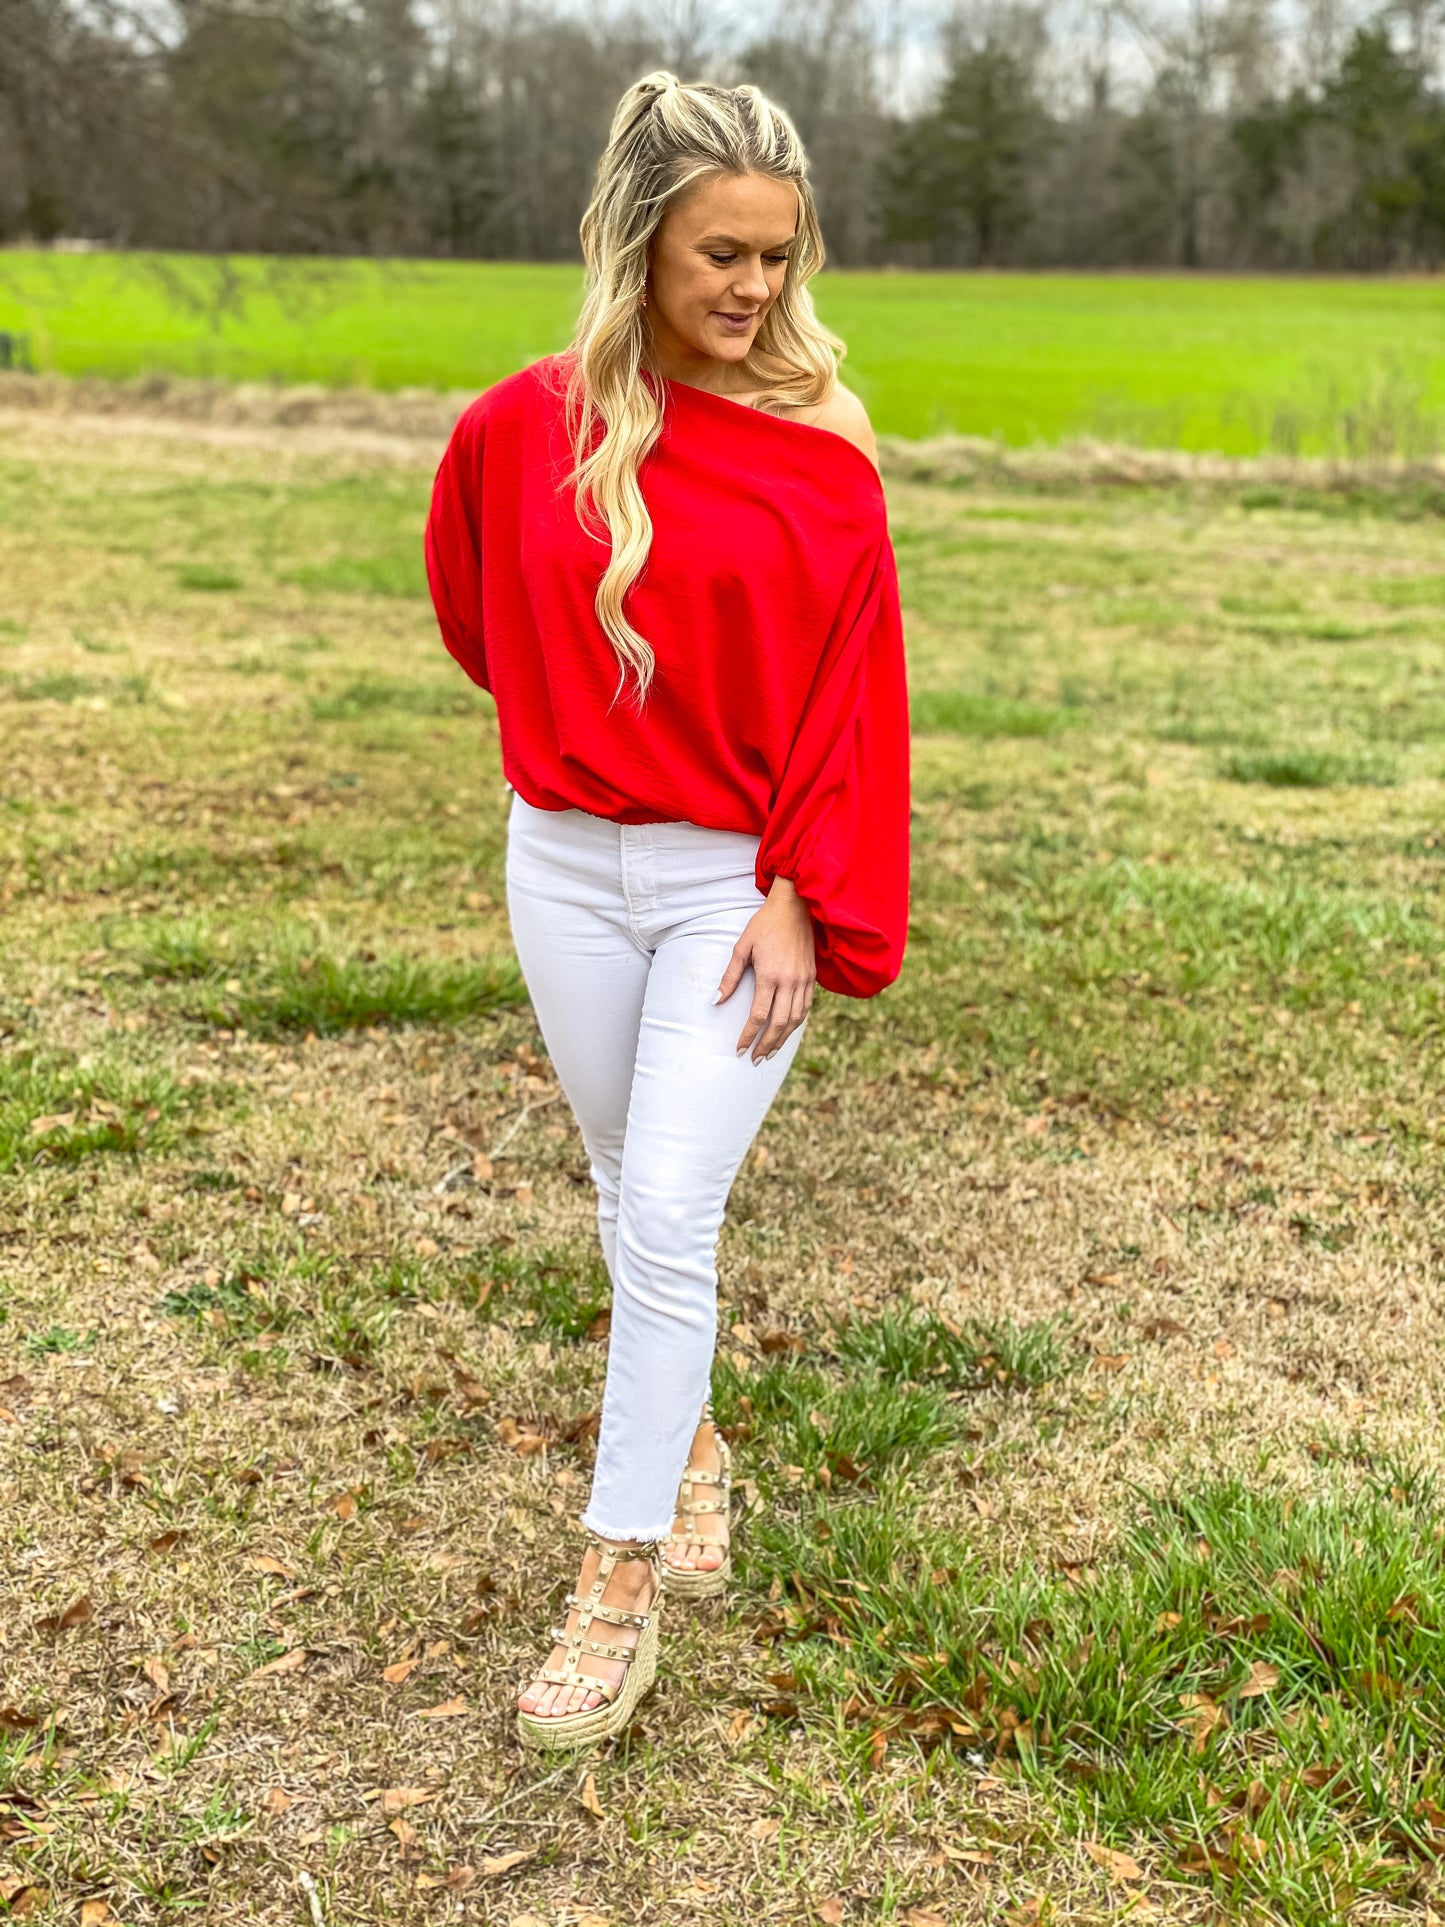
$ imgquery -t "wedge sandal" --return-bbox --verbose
[515,1534,663,1752]
[662,1397,732,1601]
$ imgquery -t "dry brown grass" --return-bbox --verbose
[3,397,1445,1927]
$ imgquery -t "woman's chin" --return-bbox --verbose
[701,326,755,361]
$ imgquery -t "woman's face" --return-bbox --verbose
[645,170,800,372]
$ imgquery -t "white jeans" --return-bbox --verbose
[504,788,807,1540]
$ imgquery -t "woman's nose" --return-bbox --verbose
[732,261,770,305]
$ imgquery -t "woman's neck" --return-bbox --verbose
[649,345,758,401]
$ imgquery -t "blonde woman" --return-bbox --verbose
[425,70,911,1750]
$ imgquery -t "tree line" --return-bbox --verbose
[2,0,1443,270]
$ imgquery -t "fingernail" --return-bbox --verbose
[767,1049,778,1060]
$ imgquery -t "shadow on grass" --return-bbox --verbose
[1221,750,1399,789]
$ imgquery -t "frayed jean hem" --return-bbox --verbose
[578,1508,673,1545]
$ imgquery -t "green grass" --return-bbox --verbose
[3,252,1444,453]
[1,669,150,704]
[0,1045,190,1172]
[177,564,242,592]
[744,1477,1445,1917]
[307,675,482,720]
[1222,749,1400,788]
[119,916,527,1037]
[910,690,1075,737]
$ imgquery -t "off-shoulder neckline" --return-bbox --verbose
[658,373,884,498]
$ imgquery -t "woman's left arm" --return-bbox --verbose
[719,392,912,1056]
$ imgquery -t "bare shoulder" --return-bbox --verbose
[786,381,879,470]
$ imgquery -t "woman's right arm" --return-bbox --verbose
[424,405,491,692]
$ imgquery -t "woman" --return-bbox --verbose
[425,70,911,1750]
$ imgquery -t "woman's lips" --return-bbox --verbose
[713,311,757,333]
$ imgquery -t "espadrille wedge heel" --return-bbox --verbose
[515,1534,663,1752]
[661,1398,732,1601]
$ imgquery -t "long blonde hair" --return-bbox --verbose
[560,71,845,713]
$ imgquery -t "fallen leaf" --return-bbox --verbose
[147,1531,185,1555]
[1177,1846,1239,1878]
[747,1816,780,1841]
[244,1555,296,1580]
[248,1648,306,1681]
[1084,1840,1145,1882]
[388,1816,420,1857]
[382,1656,421,1686]
[480,1847,538,1876]
[1237,1659,1280,1699]
[495,1417,548,1457]
[579,1773,604,1820]
[417,1696,468,1719]
[1141,1316,1189,1341]
[815,1900,846,1926]
[263,1788,292,1816]
[80,1902,111,1927]
[35,1595,93,1635]
[1178,1693,1226,1753]
[1356,1670,1405,1699]
[380,1788,436,1814]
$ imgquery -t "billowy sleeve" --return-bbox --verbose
[424,405,490,692]
[756,529,912,999]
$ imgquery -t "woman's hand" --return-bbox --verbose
[715,877,817,1064]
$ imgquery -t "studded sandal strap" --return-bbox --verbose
[584,1533,661,1563]
[527,1662,621,1703]
[564,1594,652,1630]
[593,1600,653,1630]
[521,1533,660,1697]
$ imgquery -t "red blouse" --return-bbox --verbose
[424,352,911,998]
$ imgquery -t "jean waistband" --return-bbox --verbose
[507,788,760,856]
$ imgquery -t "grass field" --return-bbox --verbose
[4,391,1445,1927]
[3,250,1445,453]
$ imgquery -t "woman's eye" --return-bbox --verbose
[708,253,735,264]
